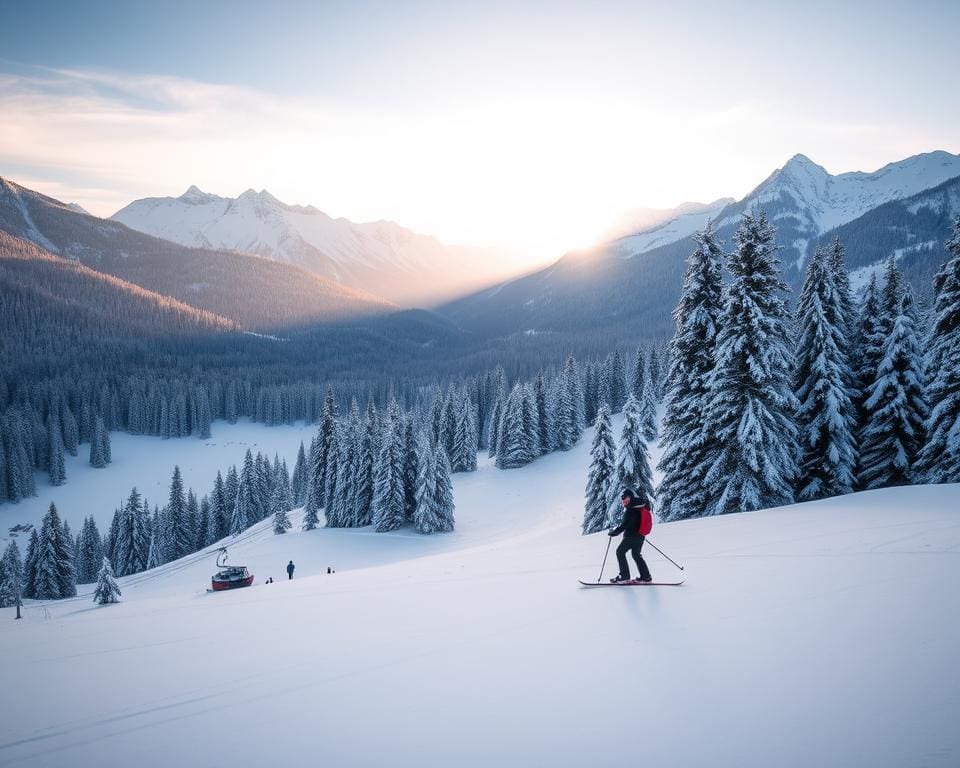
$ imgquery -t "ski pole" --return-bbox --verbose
[597,536,612,583]
[645,537,684,571]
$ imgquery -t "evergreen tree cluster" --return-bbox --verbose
[656,213,959,521]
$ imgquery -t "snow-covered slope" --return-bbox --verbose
[112,188,515,307]
[611,198,733,257]
[2,417,957,768]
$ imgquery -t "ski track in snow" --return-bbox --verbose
[0,417,958,768]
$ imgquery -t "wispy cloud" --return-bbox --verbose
[1,65,954,258]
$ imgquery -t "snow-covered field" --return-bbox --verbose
[1,422,958,768]
[0,419,317,537]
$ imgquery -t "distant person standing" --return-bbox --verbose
[287,560,295,580]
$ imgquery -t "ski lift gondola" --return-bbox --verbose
[210,547,254,591]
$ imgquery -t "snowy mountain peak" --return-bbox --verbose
[111,186,516,306]
[179,185,219,204]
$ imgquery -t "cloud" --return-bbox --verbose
[1,65,955,259]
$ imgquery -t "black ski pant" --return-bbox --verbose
[616,536,652,580]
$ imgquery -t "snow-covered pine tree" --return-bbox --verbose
[918,218,960,483]
[232,450,258,534]
[291,441,307,505]
[496,384,534,469]
[309,387,338,511]
[115,487,140,576]
[372,400,406,532]
[858,291,928,489]
[22,528,39,599]
[90,416,108,468]
[451,389,478,472]
[354,403,379,526]
[615,394,655,508]
[0,540,24,609]
[323,426,343,526]
[93,557,121,605]
[559,354,585,450]
[609,349,628,413]
[76,516,104,583]
[534,373,552,456]
[211,470,229,542]
[271,460,294,534]
[432,438,455,533]
[185,489,200,551]
[792,245,857,500]
[487,374,507,457]
[440,384,458,459]
[197,496,212,548]
[47,416,66,486]
[583,403,616,534]
[638,373,658,443]
[413,435,438,533]
[224,465,239,532]
[699,211,798,515]
[146,526,162,570]
[33,502,76,599]
[829,237,855,341]
[879,256,904,335]
[648,345,663,402]
[630,346,647,402]
[853,274,886,465]
[402,416,420,522]
[168,466,191,558]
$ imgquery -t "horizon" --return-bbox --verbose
[2,0,959,263]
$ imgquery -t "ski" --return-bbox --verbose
[579,580,684,587]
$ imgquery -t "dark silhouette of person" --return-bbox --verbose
[286,560,295,580]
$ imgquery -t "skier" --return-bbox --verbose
[608,488,653,583]
[286,560,295,580]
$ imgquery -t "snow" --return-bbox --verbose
[1,416,958,768]
[611,199,730,257]
[109,188,515,306]
[728,151,960,235]
[0,419,317,537]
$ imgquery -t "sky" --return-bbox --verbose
[1,0,958,262]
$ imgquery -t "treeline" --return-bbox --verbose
[652,212,960,521]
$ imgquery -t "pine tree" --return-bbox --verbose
[630,346,647,401]
[323,427,343,526]
[291,441,307,505]
[93,557,121,605]
[609,349,628,413]
[232,450,258,534]
[451,390,478,472]
[556,355,584,450]
[657,227,725,521]
[210,470,229,542]
[853,274,886,468]
[431,439,455,533]
[89,416,107,467]
[224,465,239,532]
[648,345,663,402]
[615,395,655,506]
[47,416,66,486]
[33,502,76,599]
[497,384,534,468]
[413,436,439,533]
[487,380,506,458]
[115,487,142,576]
[197,496,212,548]
[309,387,338,510]
[699,211,798,515]
[917,218,960,483]
[354,403,379,526]
[22,528,39,599]
[638,375,658,443]
[583,404,616,534]
[167,466,191,558]
[793,245,857,500]
[76,516,104,583]
[858,292,928,489]
[0,540,24,610]
[372,400,406,532]
[534,373,552,455]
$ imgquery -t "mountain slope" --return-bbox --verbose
[0,177,393,331]
[112,186,516,306]
[1,420,955,768]
[608,198,734,256]
[440,151,960,341]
